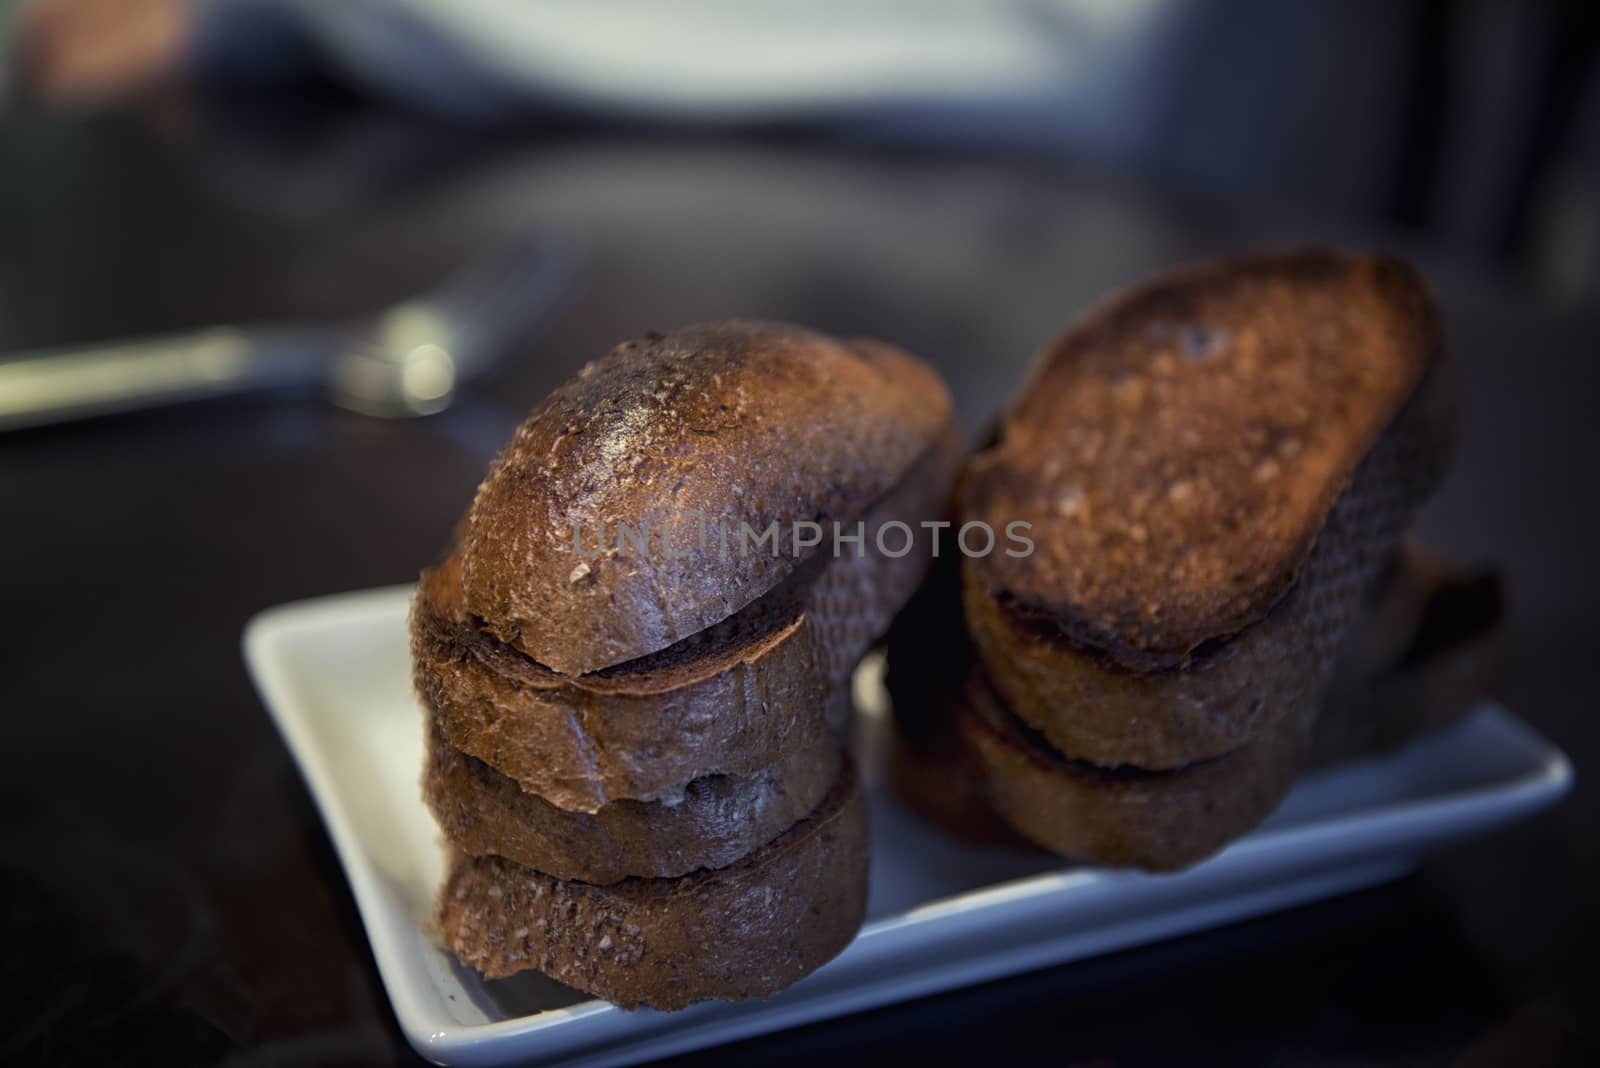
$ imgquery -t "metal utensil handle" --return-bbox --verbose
[0,328,329,431]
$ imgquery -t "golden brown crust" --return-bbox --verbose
[964,249,1445,670]
[460,322,953,675]
[436,757,869,1010]
[962,267,1459,768]
[423,716,841,884]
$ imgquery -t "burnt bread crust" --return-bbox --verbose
[960,666,1312,870]
[461,322,954,676]
[964,249,1449,672]
[413,548,827,811]
[963,251,1459,768]
[423,716,841,884]
[436,756,869,1010]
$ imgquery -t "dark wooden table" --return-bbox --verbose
[2,100,1595,1067]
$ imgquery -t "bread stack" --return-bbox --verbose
[888,249,1464,869]
[887,542,1505,853]
[412,322,957,1008]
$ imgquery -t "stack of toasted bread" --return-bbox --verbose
[412,249,1503,1007]
[888,249,1473,870]
[412,322,958,1008]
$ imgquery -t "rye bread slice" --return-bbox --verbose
[966,249,1447,667]
[963,249,1458,768]
[413,424,959,811]
[460,322,954,675]
[888,546,1501,861]
[423,714,841,884]
[413,548,825,812]
[959,668,1312,870]
[887,551,1308,867]
[436,756,868,1010]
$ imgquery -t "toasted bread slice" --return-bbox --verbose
[413,548,824,811]
[888,552,1308,868]
[461,322,954,675]
[423,715,840,884]
[963,250,1457,768]
[888,545,1502,864]
[436,756,868,1010]
[415,424,958,810]
[960,668,1312,870]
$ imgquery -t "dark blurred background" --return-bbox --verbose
[4,0,1599,305]
[1,2,1597,1066]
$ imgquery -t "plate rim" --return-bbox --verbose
[243,586,1575,1062]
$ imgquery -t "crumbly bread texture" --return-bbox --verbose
[460,322,954,675]
[436,757,869,1010]
[423,716,841,884]
[963,250,1458,768]
[414,422,958,810]
[964,249,1448,671]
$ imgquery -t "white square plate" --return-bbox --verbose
[244,586,1572,1068]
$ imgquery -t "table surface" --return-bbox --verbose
[1,101,1596,1067]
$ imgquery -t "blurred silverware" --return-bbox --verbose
[0,234,579,430]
